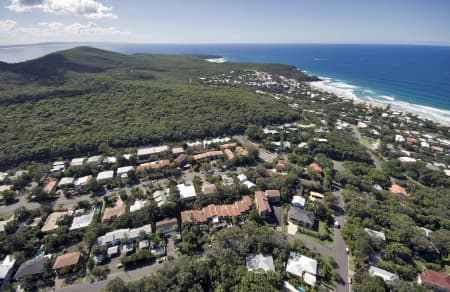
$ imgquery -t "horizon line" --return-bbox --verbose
[1,41,450,48]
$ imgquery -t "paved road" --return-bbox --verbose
[283,188,350,292]
[56,261,164,292]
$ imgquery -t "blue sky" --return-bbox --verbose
[1,0,450,45]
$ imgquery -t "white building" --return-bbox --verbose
[153,189,170,207]
[117,166,134,178]
[292,196,306,209]
[97,224,152,246]
[398,157,417,163]
[246,253,275,272]
[58,177,75,188]
[137,145,169,161]
[395,135,405,143]
[365,228,386,241]
[70,157,85,166]
[87,155,102,165]
[69,212,94,230]
[130,200,148,212]
[286,252,318,286]
[369,266,399,282]
[177,183,197,201]
[96,170,114,182]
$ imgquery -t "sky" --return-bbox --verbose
[0,0,450,45]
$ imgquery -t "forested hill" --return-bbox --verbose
[0,46,313,167]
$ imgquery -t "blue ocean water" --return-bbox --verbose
[1,43,450,124]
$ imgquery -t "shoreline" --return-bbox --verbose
[306,78,450,127]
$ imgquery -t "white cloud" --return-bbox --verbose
[0,19,128,44]
[0,19,18,32]
[6,0,117,19]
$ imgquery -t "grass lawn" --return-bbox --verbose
[296,221,334,246]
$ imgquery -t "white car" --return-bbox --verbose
[345,247,350,254]
[334,221,340,228]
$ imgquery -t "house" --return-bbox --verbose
[130,199,148,212]
[286,252,318,286]
[41,211,72,233]
[365,228,386,242]
[104,156,117,164]
[201,182,217,195]
[292,196,306,209]
[172,147,185,155]
[122,242,134,255]
[153,188,170,207]
[97,224,152,247]
[52,252,81,273]
[70,157,85,166]
[177,183,197,201]
[0,216,13,233]
[246,253,275,272]
[399,157,417,163]
[74,175,93,190]
[155,217,178,234]
[14,255,51,280]
[102,197,126,222]
[265,190,281,203]
[193,150,224,161]
[174,154,188,166]
[275,159,288,173]
[137,145,169,162]
[69,212,94,230]
[431,146,444,154]
[136,160,170,172]
[58,177,75,188]
[0,255,16,282]
[417,269,450,292]
[288,207,315,229]
[96,170,114,183]
[0,172,8,183]
[224,149,235,160]
[87,155,102,165]
[116,166,134,178]
[255,191,271,218]
[236,146,249,156]
[43,179,57,194]
[237,174,248,182]
[220,143,237,150]
[309,163,323,177]
[139,240,150,249]
[389,184,408,197]
[107,245,119,257]
[369,266,399,282]
[181,196,252,225]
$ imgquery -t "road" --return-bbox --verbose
[56,260,165,292]
[283,187,350,292]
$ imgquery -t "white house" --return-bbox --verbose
[153,189,170,207]
[177,183,197,201]
[58,177,74,188]
[286,252,318,286]
[70,157,85,166]
[96,170,114,182]
[130,200,148,212]
[395,135,405,143]
[369,266,399,282]
[292,196,306,209]
[246,253,275,272]
[69,212,94,230]
[117,166,134,178]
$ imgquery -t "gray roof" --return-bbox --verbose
[288,207,315,225]
[246,253,275,272]
[14,255,50,279]
[369,266,399,282]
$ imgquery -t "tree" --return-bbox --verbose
[105,277,128,292]
[431,229,450,257]
[1,189,17,205]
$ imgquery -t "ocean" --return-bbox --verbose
[1,43,450,124]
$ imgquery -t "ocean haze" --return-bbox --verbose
[2,43,450,122]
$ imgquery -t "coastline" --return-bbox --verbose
[306,78,450,127]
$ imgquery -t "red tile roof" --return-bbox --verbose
[181,196,252,224]
[418,269,450,290]
[224,149,235,160]
[193,151,224,161]
[220,143,237,150]
[255,191,271,216]
[235,146,249,156]
[155,217,178,230]
[136,160,170,172]
[309,163,322,173]
[52,252,81,269]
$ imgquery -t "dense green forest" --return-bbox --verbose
[0,47,315,167]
